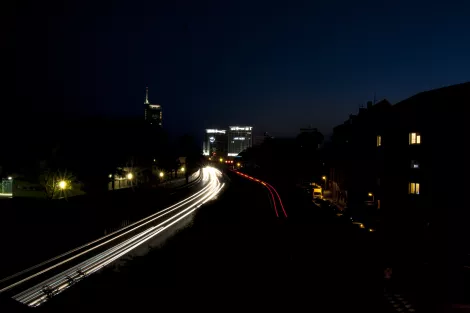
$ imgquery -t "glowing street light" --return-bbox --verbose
[159,172,164,178]
[8,176,12,180]
[58,180,67,190]
[108,174,112,178]
[237,162,241,167]
[321,176,327,190]
[127,173,133,180]
[219,158,223,163]
[368,192,373,197]
[181,167,185,172]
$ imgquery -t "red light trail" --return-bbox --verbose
[230,170,287,218]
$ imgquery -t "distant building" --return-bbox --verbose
[227,126,253,157]
[254,132,273,146]
[300,126,319,133]
[202,129,227,157]
[144,87,162,126]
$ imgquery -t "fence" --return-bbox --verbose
[108,178,134,191]
[1,179,12,194]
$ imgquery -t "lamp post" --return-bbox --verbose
[322,176,327,190]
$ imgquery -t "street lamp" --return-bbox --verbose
[181,167,185,172]
[219,158,223,163]
[108,174,112,178]
[58,180,67,190]
[7,176,12,180]
[159,172,164,178]
[127,173,133,180]
[322,176,327,189]
[237,162,241,167]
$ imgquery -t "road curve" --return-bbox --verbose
[0,166,225,308]
[230,170,287,218]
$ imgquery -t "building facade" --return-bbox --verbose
[227,126,253,157]
[144,87,163,126]
[327,83,470,301]
[202,129,227,157]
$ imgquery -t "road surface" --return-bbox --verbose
[30,168,382,312]
[0,166,225,308]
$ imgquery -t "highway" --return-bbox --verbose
[0,166,224,308]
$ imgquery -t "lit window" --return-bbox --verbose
[377,135,382,147]
[411,160,420,169]
[409,132,421,145]
[408,182,420,194]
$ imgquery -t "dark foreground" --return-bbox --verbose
[17,170,380,312]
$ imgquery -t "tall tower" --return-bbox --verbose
[144,87,163,127]
[144,87,149,105]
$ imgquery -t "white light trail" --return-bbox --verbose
[7,167,224,307]
[0,171,205,290]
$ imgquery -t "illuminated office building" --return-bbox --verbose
[227,126,253,157]
[202,129,227,157]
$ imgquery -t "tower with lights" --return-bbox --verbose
[144,87,162,127]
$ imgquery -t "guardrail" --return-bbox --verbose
[160,169,201,189]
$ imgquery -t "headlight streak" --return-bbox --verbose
[0,170,206,288]
[3,167,224,307]
[0,171,214,294]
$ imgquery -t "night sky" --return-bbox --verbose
[11,0,470,138]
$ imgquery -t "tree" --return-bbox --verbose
[39,168,74,200]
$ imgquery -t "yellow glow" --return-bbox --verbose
[109,174,112,178]
[409,182,420,194]
[58,181,67,190]
[409,132,421,145]
[237,162,241,167]
[181,167,185,172]
[377,135,382,147]
[159,172,164,178]
[359,223,365,229]
[322,176,326,180]
[219,158,223,162]
[368,192,373,197]
[127,173,133,180]
[369,228,375,232]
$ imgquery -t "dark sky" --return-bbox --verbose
[11,0,470,138]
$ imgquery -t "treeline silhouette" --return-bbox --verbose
[1,113,202,194]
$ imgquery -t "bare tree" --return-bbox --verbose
[39,168,74,200]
